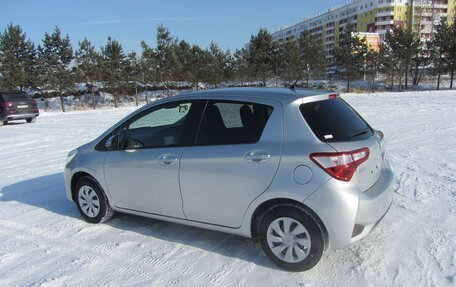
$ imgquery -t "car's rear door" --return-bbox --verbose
[300,97,384,191]
[179,97,283,228]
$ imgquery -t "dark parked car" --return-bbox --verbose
[0,91,39,126]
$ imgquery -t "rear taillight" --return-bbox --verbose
[2,102,16,113]
[328,93,338,99]
[310,148,369,181]
[31,100,39,112]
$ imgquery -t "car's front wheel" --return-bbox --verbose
[75,176,114,223]
[258,204,325,271]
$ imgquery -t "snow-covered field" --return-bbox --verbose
[0,90,455,286]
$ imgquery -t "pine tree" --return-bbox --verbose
[155,25,179,95]
[101,36,125,108]
[334,24,368,92]
[0,24,37,90]
[233,47,250,83]
[384,27,420,91]
[298,30,326,86]
[281,40,301,85]
[248,28,274,86]
[75,37,101,109]
[189,44,211,89]
[270,43,283,87]
[175,39,192,83]
[125,51,140,106]
[447,15,456,89]
[379,39,395,89]
[365,48,381,92]
[38,26,73,112]
[429,19,449,90]
[207,42,231,87]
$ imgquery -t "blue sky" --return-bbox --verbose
[1,0,346,53]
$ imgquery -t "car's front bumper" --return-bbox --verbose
[303,160,394,249]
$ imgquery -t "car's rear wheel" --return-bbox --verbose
[75,176,114,223]
[258,204,325,271]
[26,117,36,123]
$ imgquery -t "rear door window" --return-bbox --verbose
[300,97,372,142]
[197,100,273,145]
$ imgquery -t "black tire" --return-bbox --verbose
[26,117,36,123]
[258,204,325,272]
[75,176,114,223]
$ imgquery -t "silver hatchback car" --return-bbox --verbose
[64,88,393,271]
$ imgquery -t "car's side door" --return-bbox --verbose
[179,98,283,228]
[103,100,201,218]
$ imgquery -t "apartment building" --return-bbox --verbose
[272,0,455,63]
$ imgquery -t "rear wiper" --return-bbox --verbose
[348,128,371,139]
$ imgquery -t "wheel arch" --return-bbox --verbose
[250,198,328,248]
[71,171,103,202]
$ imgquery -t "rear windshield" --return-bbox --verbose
[300,98,373,142]
[1,93,32,101]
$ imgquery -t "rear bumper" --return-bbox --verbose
[303,160,394,249]
[5,113,39,121]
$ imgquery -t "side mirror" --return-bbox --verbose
[105,134,118,150]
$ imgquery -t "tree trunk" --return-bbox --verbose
[113,94,118,108]
[437,71,441,90]
[405,66,409,90]
[450,66,455,89]
[134,83,139,106]
[91,83,96,110]
[59,95,66,113]
[306,74,310,87]
[346,74,350,93]
[371,76,375,93]
[390,71,394,91]
[145,91,149,104]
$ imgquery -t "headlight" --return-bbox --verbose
[66,148,78,164]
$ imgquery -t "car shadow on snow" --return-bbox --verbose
[0,172,78,218]
[0,173,278,269]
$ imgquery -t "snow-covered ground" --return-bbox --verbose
[0,90,455,286]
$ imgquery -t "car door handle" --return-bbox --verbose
[244,150,271,163]
[158,154,178,166]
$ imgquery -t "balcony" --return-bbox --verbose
[375,19,394,26]
[377,3,394,8]
[376,11,395,17]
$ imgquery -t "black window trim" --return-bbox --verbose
[95,99,204,151]
[192,99,274,147]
